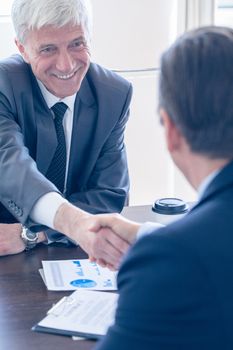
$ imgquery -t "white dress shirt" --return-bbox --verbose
[30,81,77,229]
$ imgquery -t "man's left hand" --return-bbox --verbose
[0,223,25,256]
[0,223,46,256]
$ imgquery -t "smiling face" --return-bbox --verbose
[16,24,91,98]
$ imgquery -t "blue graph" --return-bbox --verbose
[70,279,97,288]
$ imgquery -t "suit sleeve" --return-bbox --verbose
[0,69,58,227]
[66,83,132,214]
[94,228,221,350]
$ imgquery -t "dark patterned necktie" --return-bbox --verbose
[46,102,68,193]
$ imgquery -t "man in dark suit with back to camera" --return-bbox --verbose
[92,26,233,349]
[0,0,132,267]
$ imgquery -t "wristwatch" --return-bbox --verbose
[21,226,39,250]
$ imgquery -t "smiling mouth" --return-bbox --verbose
[53,70,77,80]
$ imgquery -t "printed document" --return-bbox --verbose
[33,289,118,339]
[41,259,117,291]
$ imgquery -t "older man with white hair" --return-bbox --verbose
[0,0,132,267]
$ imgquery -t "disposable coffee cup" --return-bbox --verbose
[152,197,189,225]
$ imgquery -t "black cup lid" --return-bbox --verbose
[152,198,189,215]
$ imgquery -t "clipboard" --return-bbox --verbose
[32,290,118,339]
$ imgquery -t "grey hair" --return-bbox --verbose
[11,0,93,44]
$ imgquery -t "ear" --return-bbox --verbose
[15,38,30,63]
[160,108,182,153]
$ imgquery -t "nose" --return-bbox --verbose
[55,49,75,73]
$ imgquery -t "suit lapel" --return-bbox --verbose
[36,103,57,175]
[30,74,58,175]
[66,76,97,194]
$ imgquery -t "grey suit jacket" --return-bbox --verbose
[0,55,132,236]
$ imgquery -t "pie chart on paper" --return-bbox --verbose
[70,279,97,288]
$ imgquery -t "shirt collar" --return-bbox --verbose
[37,79,76,112]
[197,169,220,200]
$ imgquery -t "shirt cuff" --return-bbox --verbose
[30,192,68,229]
[136,222,165,241]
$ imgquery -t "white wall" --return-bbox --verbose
[91,0,197,204]
[0,19,16,58]
[91,0,178,69]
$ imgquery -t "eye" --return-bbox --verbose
[70,39,87,51]
[39,46,57,55]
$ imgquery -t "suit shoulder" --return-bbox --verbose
[0,54,28,74]
[0,54,31,92]
[87,62,131,93]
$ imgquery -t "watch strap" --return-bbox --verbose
[21,226,39,250]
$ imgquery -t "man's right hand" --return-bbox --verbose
[87,213,141,269]
[54,203,132,270]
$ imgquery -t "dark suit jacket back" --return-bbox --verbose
[96,160,233,350]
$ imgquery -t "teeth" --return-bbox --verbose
[55,72,75,80]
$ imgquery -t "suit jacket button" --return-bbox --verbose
[8,200,14,208]
[18,209,23,217]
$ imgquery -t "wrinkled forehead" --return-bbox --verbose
[23,23,90,46]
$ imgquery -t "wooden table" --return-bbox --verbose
[0,243,95,350]
[0,205,180,350]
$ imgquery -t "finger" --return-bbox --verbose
[88,214,114,233]
[87,228,128,269]
[90,239,120,269]
[96,247,120,268]
[89,256,113,270]
[90,257,116,271]
[95,258,107,268]
[89,256,96,262]
[105,263,117,271]
[89,222,101,233]
[100,228,130,255]
[96,240,124,269]
[96,260,117,271]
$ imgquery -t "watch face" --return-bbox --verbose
[21,227,38,250]
[26,230,37,241]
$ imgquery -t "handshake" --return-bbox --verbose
[54,202,142,270]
